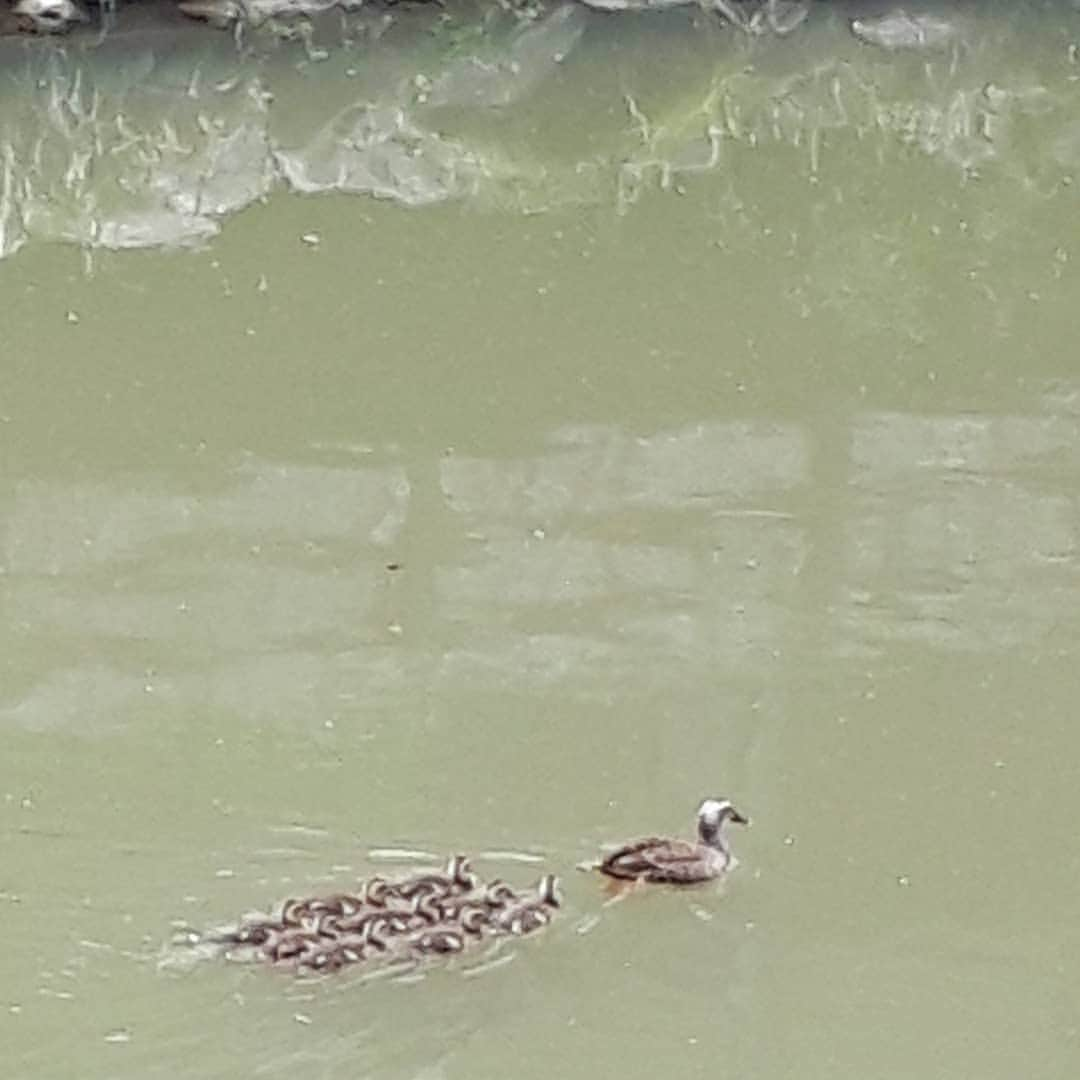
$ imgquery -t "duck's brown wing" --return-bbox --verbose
[600,838,704,883]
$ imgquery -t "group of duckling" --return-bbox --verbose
[210,856,561,974]
[198,796,747,976]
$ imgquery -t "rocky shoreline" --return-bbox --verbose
[0,0,966,48]
[1,0,1040,264]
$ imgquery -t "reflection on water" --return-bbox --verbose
[843,409,1080,651]
[6,399,1080,730]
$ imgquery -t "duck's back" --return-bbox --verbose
[600,837,715,883]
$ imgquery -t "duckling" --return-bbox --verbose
[310,909,357,939]
[213,904,317,948]
[225,919,276,947]
[496,874,561,935]
[237,857,476,935]
[405,891,444,927]
[433,895,494,925]
[481,879,519,909]
[390,855,478,902]
[305,946,347,973]
[599,798,748,885]
[362,875,393,907]
[278,898,350,934]
[337,942,364,965]
[316,892,366,918]
[393,875,452,902]
[280,897,315,926]
[266,927,323,964]
[304,923,385,972]
[411,928,465,956]
[457,905,493,936]
[536,873,561,907]
[445,854,479,892]
[333,906,394,936]
[423,899,494,938]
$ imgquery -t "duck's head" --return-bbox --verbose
[697,797,749,846]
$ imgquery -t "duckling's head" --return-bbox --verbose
[446,854,478,891]
[697,798,749,846]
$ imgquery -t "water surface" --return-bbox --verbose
[2,3,1080,1078]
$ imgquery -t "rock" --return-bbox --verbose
[760,0,808,35]
[176,0,245,28]
[6,0,89,34]
[850,9,959,50]
[177,0,337,28]
[578,0,808,34]
[578,0,694,11]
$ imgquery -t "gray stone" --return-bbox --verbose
[850,9,959,50]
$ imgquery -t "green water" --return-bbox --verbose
[3,2,1080,1078]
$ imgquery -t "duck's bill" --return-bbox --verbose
[730,810,750,825]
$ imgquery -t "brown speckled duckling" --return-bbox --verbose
[495,874,561,935]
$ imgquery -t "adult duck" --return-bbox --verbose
[599,798,749,885]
